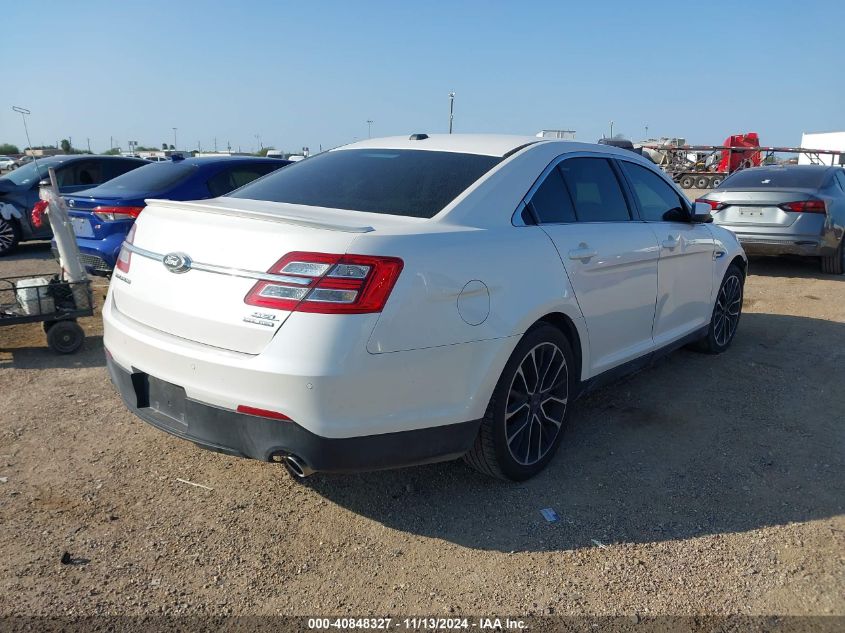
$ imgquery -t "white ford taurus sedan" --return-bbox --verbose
[104,134,746,480]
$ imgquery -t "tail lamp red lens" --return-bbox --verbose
[779,199,826,214]
[695,198,723,212]
[93,206,144,222]
[115,224,137,273]
[244,251,404,314]
[31,200,48,228]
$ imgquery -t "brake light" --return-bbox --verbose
[115,224,137,273]
[778,199,826,214]
[695,198,723,212]
[93,206,144,222]
[244,251,404,314]
[31,200,48,228]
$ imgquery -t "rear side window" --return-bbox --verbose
[620,161,688,222]
[529,167,576,223]
[207,164,281,197]
[558,157,630,222]
[229,149,502,218]
[721,167,827,189]
[56,160,103,187]
[103,158,144,180]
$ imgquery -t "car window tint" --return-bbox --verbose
[230,149,502,218]
[208,165,280,197]
[530,167,576,223]
[56,161,103,187]
[620,161,687,222]
[558,157,630,221]
[103,159,143,180]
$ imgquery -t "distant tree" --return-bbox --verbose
[255,147,275,157]
[136,146,158,151]
[169,144,175,151]
[60,139,72,153]
[0,143,20,154]
[102,148,122,155]
[162,143,168,150]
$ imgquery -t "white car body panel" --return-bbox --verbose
[103,134,745,468]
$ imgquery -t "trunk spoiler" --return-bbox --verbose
[144,198,375,233]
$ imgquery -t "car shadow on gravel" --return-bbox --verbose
[305,312,845,552]
[749,255,845,281]
[1,335,106,369]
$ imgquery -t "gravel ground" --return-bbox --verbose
[0,241,843,621]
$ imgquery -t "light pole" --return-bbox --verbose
[172,127,178,151]
[448,92,455,134]
[609,120,614,138]
[644,124,649,139]
[255,134,262,151]
[367,120,373,138]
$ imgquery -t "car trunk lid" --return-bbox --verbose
[110,198,370,354]
[707,188,820,228]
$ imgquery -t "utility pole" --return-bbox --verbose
[367,120,373,138]
[609,121,614,138]
[448,92,455,134]
[110,135,113,150]
[86,138,91,153]
[255,134,262,151]
[172,127,178,151]
[214,137,218,152]
[644,124,649,139]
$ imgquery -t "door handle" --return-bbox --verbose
[662,235,680,250]
[568,245,597,261]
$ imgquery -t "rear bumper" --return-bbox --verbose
[735,235,823,256]
[106,355,479,472]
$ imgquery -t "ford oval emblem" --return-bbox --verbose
[162,252,192,274]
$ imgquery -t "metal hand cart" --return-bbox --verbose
[0,274,93,353]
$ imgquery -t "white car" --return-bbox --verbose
[0,156,16,171]
[103,134,746,480]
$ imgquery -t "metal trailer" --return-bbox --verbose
[640,144,845,189]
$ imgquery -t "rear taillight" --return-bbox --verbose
[31,200,48,228]
[115,224,137,273]
[779,199,826,214]
[244,251,404,314]
[93,206,144,222]
[695,198,723,212]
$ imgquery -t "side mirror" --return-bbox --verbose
[690,200,714,223]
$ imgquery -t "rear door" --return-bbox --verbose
[528,154,660,375]
[618,159,715,346]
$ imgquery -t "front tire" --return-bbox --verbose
[0,217,20,256]
[691,264,744,354]
[464,324,575,481]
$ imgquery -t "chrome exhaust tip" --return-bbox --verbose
[282,454,314,478]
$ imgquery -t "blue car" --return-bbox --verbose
[0,155,147,255]
[61,156,289,275]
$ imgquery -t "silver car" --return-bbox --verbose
[698,165,845,274]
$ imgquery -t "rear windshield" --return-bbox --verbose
[228,149,503,218]
[87,161,198,195]
[720,168,827,189]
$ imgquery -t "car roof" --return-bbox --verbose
[742,164,835,174]
[173,156,283,165]
[339,134,543,157]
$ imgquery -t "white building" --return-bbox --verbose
[799,131,845,166]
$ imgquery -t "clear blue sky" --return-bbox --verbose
[2,1,843,153]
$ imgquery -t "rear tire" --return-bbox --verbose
[710,176,724,188]
[820,239,844,275]
[0,217,20,256]
[46,320,85,354]
[679,175,695,189]
[695,175,711,189]
[691,264,744,354]
[464,324,575,481]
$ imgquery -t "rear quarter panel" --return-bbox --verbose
[356,226,584,353]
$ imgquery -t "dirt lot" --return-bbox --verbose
[0,241,843,621]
